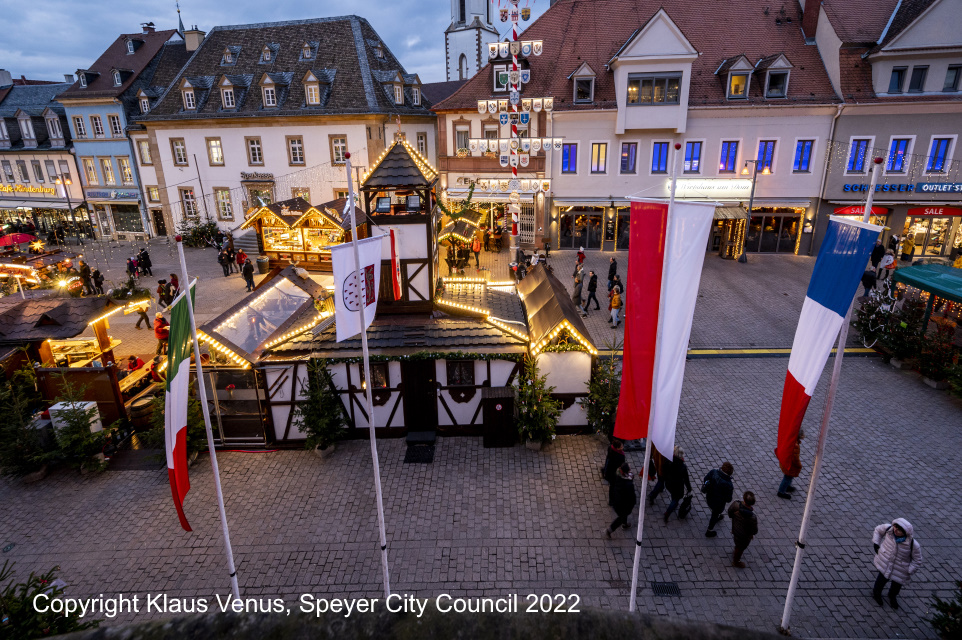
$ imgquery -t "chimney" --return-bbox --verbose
[142,22,156,34]
[64,73,74,83]
[801,0,821,41]
[0,69,12,86]
[184,26,205,52]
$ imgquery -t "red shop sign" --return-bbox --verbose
[906,206,962,217]
[833,206,889,216]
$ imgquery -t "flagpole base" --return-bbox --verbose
[777,626,792,636]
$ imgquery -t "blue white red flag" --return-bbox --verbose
[775,216,882,473]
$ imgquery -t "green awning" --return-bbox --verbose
[893,264,962,304]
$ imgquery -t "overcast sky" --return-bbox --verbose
[3,0,549,84]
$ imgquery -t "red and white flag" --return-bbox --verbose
[613,200,714,459]
[389,230,402,301]
[331,235,384,342]
[164,282,196,531]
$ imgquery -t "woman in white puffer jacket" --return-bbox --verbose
[871,517,922,610]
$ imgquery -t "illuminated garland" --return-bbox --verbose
[197,330,249,368]
[319,350,524,365]
[264,311,333,349]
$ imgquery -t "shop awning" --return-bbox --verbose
[893,264,962,304]
[446,191,534,203]
[554,201,612,208]
[0,199,72,210]
[714,206,749,220]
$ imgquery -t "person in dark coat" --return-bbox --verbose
[138,248,153,276]
[728,491,758,568]
[572,277,583,314]
[91,268,104,295]
[583,271,600,313]
[661,446,692,523]
[217,250,230,277]
[703,461,735,537]
[226,246,237,274]
[126,257,138,279]
[870,241,885,270]
[601,440,626,483]
[607,257,617,291]
[861,270,877,297]
[242,258,255,292]
[169,274,180,296]
[777,429,804,499]
[78,260,93,296]
[605,463,637,538]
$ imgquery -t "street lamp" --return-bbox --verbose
[737,160,769,263]
[55,175,82,246]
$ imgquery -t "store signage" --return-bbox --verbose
[907,206,962,216]
[916,182,962,193]
[833,206,889,216]
[86,189,139,200]
[0,184,56,195]
[240,172,274,181]
[672,179,752,198]
[843,183,914,192]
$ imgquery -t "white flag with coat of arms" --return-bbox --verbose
[332,235,384,342]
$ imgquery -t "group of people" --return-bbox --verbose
[570,253,623,327]
[600,439,922,609]
[77,260,105,296]
[215,246,255,290]
[125,248,153,279]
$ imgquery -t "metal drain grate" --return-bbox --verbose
[404,444,435,464]
[651,581,681,597]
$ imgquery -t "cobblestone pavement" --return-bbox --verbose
[3,357,960,638]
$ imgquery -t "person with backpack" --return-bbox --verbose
[605,463,637,538]
[728,491,758,568]
[471,234,481,268]
[600,440,625,483]
[660,446,692,523]
[156,280,171,309]
[702,462,735,537]
[871,518,922,609]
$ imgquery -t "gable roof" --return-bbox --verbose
[433,0,839,112]
[821,0,902,44]
[137,16,437,121]
[0,297,121,344]
[516,264,596,356]
[361,139,438,188]
[421,80,467,104]
[869,0,942,53]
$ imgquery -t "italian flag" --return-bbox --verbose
[165,285,195,532]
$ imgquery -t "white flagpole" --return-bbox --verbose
[628,142,682,612]
[344,152,392,599]
[779,156,882,633]
[175,238,241,603]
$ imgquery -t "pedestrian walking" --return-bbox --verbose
[584,271,600,313]
[605,463,637,538]
[609,286,623,328]
[154,313,169,355]
[861,269,877,297]
[777,429,805,499]
[217,250,230,277]
[483,228,491,252]
[572,277,584,315]
[226,245,237,274]
[126,257,138,279]
[647,447,672,506]
[91,268,104,295]
[577,246,585,265]
[242,258,255,292]
[607,257,617,291]
[169,273,180,296]
[156,280,171,308]
[600,439,626,483]
[900,235,915,261]
[871,518,922,610]
[728,491,758,568]
[870,241,885,270]
[878,250,896,281]
[472,234,481,268]
[138,248,153,276]
[660,447,691,523]
[702,461,735,537]
[78,260,94,296]
[215,229,225,249]
[134,304,151,330]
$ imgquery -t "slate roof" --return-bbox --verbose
[57,30,180,101]
[0,296,120,344]
[433,0,840,111]
[516,264,595,352]
[137,16,437,121]
[421,79,467,104]
[127,40,192,121]
[821,0,902,44]
[362,139,438,188]
[0,83,72,150]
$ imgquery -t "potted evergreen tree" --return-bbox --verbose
[515,356,561,451]
[294,359,346,458]
[881,298,925,369]
[580,339,622,441]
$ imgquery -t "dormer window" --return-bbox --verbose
[263,86,276,107]
[765,71,788,98]
[728,73,749,99]
[261,46,272,63]
[302,44,312,59]
[113,71,122,86]
[183,90,196,110]
[222,88,235,108]
[223,50,232,64]
[394,85,404,104]
[306,83,320,105]
[79,74,87,88]
[375,45,384,59]
[626,73,681,105]
[19,116,35,141]
[575,78,593,103]
[140,97,150,113]
[126,40,135,54]
[412,87,420,106]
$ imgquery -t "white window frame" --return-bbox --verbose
[648,139,672,176]
[455,127,470,153]
[100,158,116,185]
[263,86,276,107]
[182,90,196,110]
[108,114,123,137]
[171,139,188,166]
[883,135,915,175]
[137,140,152,165]
[113,71,122,86]
[207,138,225,166]
[90,115,104,138]
[32,160,44,182]
[262,47,272,62]
[718,139,742,174]
[215,189,233,219]
[147,186,161,202]
[589,140,609,174]
[82,158,98,185]
[765,70,790,99]
[412,87,420,106]
[417,132,427,156]
[181,187,198,217]
[790,136,819,174]
[79,74,87,88]
[0,120,8,141]
[493,64,508,92]
[755,137,780,174]
[117,157,133,185]
[246,138,263,165]
[727,72,750,100]
[19,118,34,141]
[924,134,958,174]
[331,137,347,164]
[222,88,235,109]
[844,136,875,175]
[573,77,594,104]
[288,137,305,165]
[394,85,404,105]
[683,138,706,174]
[46,117,62,139]
[140,97,150,113]
[126,40,134,54]
[223,49,233,64]
[73,116,86,138]
[302,44,312,59]
[305,83,320,105]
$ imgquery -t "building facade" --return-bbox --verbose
[57,25,184,241]
[133,16,438,237]
[444,0,499,81]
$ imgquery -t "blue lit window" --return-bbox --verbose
[561,143,577,173]
[684,141,701,173]
[927,138,951,172]
[847,139,870,172]
[719,141,738,172]
[651,142,668,173]
[620,142,637,174]
[886,139,910,172]
[793,140,813,172]
[757,140,776,172]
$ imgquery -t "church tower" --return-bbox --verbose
[445,0,499,81]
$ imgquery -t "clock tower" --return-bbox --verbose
[445,0,499,81]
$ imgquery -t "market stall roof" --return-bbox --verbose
[239,196,344,231]
[435,277,529,343]
[0,296,121,344]
[438,209,485,244]
[360,139,438,189]
[516,264,597,356]
[198,265,333,364]
[893,264,962,304]
[265,314,526,360]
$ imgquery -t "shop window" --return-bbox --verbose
[927,137,952,173]
[720,141,738,172]
[888,67,906,93]
[73,116,86,138]
[207,138,224,165]
[620,142,637,174]
[446,360,475,386]
[111,204,144,233]
[246,137,263,165]
[562,143,577,173]
[651,142,668,173]
[590,142,607,173]
[118,157,133,185]
[288,137,305,165]
[180,187,198,217]
[684,141,701,173]
[847,139,870,172]
[171,138,188,166]
[757,140,776,172]
[627,73,681,104]
[728,73,748,99]
[944,66,961,92]
[886,139,910,172]
[908,66,927,93]
[793,140,814,172]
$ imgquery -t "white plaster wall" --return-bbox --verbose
[539,351,592,393]
[815,8,843,97]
